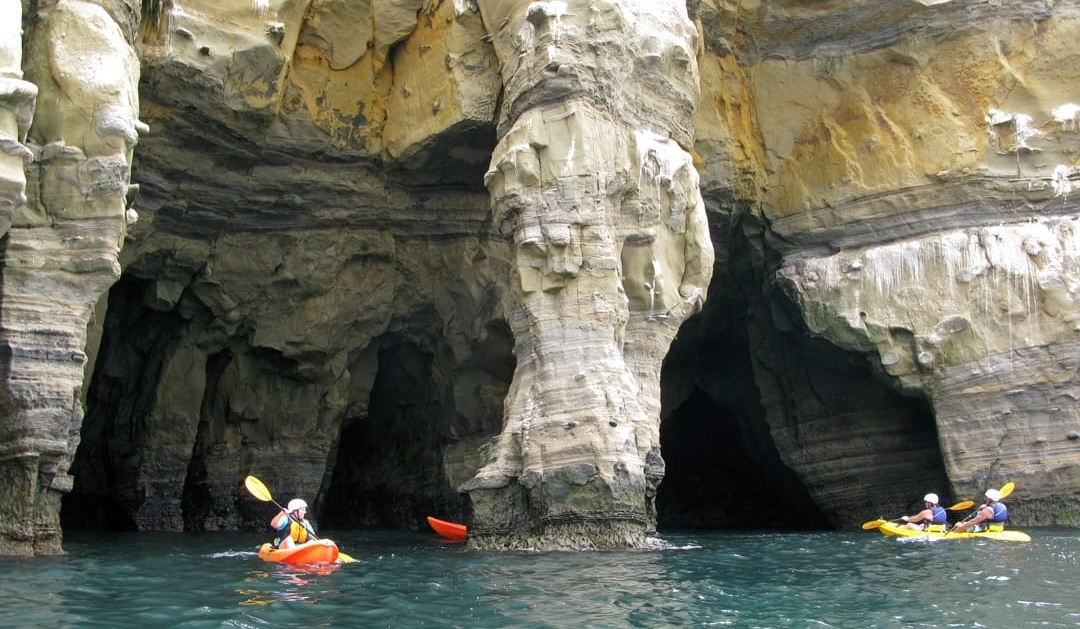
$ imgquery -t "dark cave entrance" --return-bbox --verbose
[61,264,947,534]
[61,275,185,532]
[317,327,512,532]
[657,387,826,530]
[655,302,947,531]
[320,338,450,530]
[319,321,512,531]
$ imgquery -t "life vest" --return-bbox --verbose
[990,503,1008,522]
[289,520,310,544]
[930,506,947,523]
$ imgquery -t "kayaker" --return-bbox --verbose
[271,498,317,549]
[952,488,1008,533]
[899,493,948,530]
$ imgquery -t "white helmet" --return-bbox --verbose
[286,498,308,512]
[985,489,1001,501]
[923,493,939,504]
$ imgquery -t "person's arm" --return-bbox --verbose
[271,510,291,530]
[955,506,991,531]
[903,508,932,524]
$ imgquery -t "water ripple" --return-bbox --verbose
[1,529,1077,628]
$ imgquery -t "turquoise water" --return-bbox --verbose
[2,528,1078,628]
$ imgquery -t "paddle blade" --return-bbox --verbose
[999,481,1015,500]
[338,551,358,564]
[948,500,975,511]
[861,519,886,530]
[244,475,273,502]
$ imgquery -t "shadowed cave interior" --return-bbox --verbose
[656,388,825,530]
[62,269,947,533]
[320,337,473,530]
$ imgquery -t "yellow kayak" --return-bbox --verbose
[879,521,1031,542]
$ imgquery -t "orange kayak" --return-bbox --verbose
[427,516,467,541]
[258,539,340,564]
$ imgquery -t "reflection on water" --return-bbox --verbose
[238,563,343,606]
[0,529,1078,628]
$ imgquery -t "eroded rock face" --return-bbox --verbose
[5,0,1080,556]
[709,0,1080,520]
[462,1,712,550]
[0,0,39,557]
[57,0,511,542]
[0,0,141,556]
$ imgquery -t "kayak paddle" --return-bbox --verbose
[244,475,357,563]
[861,499,974,530]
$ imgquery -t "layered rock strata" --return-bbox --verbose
[4,0,1080,558]
[0,0,142,555]
[0,0,40,557]
[707,0,1080,519]
[64,0,507,537]
[462,1,713,549]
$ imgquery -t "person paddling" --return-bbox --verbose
[952,488,1008,533]
[271,498,317,549]
[899,493,948,530]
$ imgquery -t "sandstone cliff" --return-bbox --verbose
[2,0,141,555]
[1,0,1078,556]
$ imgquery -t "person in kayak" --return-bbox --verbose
[899,493,948,530]
[271,498,317,549]
[952,488,1008,533]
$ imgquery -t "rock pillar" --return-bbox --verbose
[0,0,142,556]
[463,0,713,549]
[0,2,36,235]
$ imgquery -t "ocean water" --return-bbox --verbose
[1,528,1078,628]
